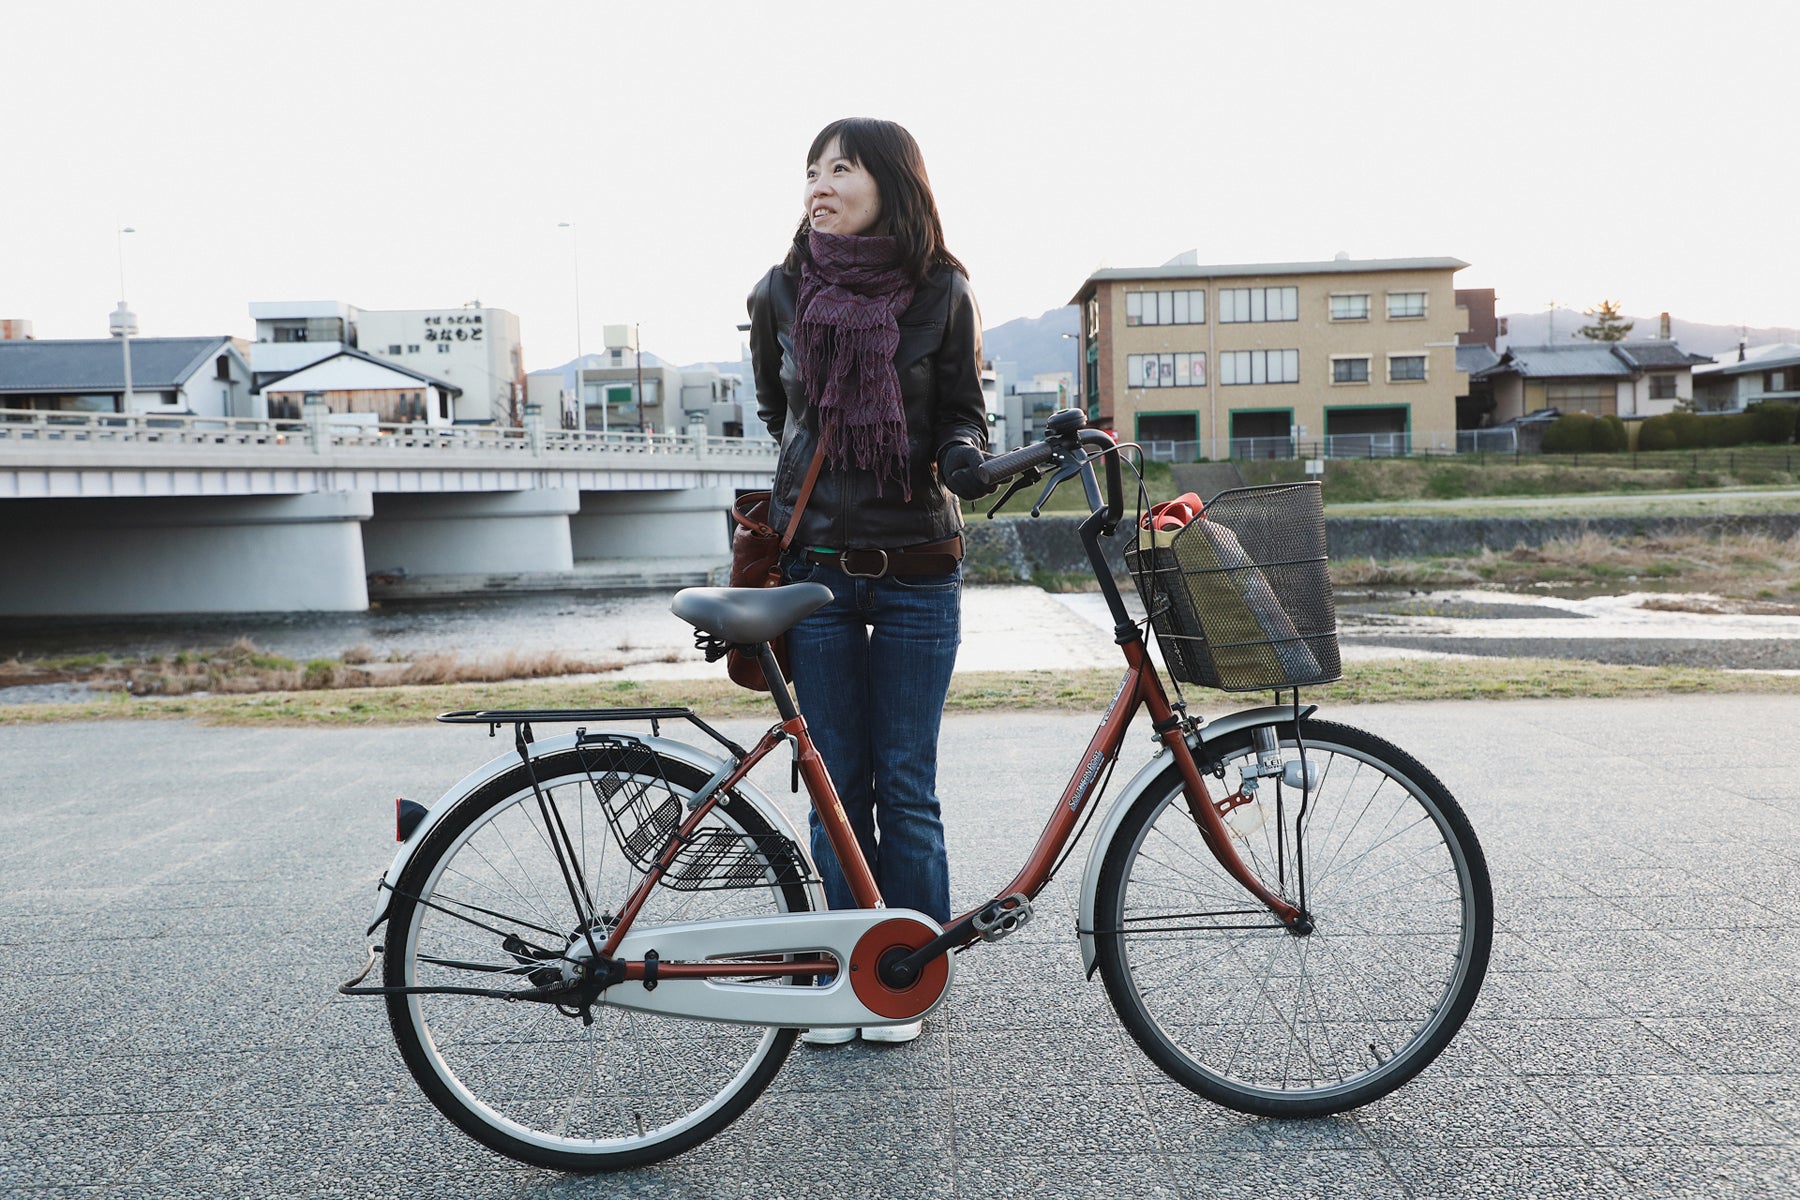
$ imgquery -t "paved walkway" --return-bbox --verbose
[2,697,1797,1197]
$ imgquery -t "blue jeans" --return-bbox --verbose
[781,556,960,924]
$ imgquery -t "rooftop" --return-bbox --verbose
[0,337,239,393]
[1475,340,1711,380]
[1694,342,1800,376]
[1070,255,1468,304]
[251,347,460,395]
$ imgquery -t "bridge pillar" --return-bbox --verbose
[362,489,579,577]
[0,492,372,615]
[570,486,734,561]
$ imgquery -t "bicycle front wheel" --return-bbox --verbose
[1095,718,1492,1117]
[383,741,815,1171]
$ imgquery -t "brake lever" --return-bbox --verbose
[1029,452,1090,517]
[984,467,1042,519]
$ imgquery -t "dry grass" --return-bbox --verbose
[1332,531,1800,602]
[7,659,1800,728]
[1,639,635,699]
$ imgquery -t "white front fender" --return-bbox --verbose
[1075,705,1309,975]
[364,731,823,935]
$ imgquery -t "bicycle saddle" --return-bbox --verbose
[670,583,833,644]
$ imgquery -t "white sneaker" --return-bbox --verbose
[860,1020,923,1044]
[799,1026,857,1046]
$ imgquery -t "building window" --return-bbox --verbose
[387,344,402,355]
[1649,375,1677,400]
[1388,354,1427,382]
[1331,356,1370,384]
[437,343,451,354]
[1219,349,1300,386]
[1218,286,1298,323]
[1546,382,1609,416]
[1125,289,1206,326]
[1767,370,1788,392]
[1330,293,1370,321]
[407,344,421,354]
[1128,352,1206,388]
[1387,291,1427,319]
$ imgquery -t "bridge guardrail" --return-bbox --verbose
[0,409,778,464]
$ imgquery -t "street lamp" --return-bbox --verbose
[1060,331,1082,418]
[557,222,594,432]
[110,227,138,411]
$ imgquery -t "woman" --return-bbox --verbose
[746,117,992,1045]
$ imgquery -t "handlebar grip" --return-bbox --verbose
[972,439,1062,489]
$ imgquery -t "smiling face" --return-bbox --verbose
[804,136,884,237]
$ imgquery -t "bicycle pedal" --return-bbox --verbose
[973,893,1033,943]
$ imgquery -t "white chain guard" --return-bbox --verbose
[602,908,951,1028]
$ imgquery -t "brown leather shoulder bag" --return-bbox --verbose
[724,445,825,691]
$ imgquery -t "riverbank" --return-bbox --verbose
[5,655,1799,726]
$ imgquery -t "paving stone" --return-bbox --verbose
[2,702,1798,1193]
[1164,1149,1408,1199]
[1381,1148,1629,1198]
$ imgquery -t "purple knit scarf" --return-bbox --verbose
[794,230,917,497]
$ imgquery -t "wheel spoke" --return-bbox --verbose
[383,747,809,1169]
[1097,721,1491,1116]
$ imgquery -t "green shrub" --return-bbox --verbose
[1542,413,1625,453]
[1747,401,1798,446]
[1636,408,1793,450]
[1638,413,1676,449]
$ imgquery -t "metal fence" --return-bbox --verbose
[0,407,777,464]
[1135,430,1486,463]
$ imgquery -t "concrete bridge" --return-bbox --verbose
[0,401,777,615]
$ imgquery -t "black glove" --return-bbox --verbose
[941,443,995,500]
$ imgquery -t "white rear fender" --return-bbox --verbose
[1075,705,1310,974]
[364,731,823,934]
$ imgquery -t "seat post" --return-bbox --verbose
[754,643,801,721]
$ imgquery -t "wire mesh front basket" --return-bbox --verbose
[1124,481,1341,693]
[574,738,809,892]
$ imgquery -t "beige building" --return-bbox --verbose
[1069,255,1470,457]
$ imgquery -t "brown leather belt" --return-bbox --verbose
[797,535,964,579]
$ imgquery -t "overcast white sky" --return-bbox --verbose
[3,0,1794,370]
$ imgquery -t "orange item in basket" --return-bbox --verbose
[1140,492,1205,533]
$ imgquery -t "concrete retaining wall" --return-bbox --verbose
[963,512,1800,582]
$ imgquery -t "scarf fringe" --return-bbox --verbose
[795,231,916,499]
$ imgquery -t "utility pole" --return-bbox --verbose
[635,322,645,433]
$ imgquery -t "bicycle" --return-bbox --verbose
[341,408,1493,1172]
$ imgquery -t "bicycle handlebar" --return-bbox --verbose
[971,439,1061,490]
[972,413,1125,532]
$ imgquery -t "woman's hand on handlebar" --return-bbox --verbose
[941,443,996,500]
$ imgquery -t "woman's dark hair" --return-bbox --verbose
[784,117,967,285]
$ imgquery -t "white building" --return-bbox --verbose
[248,300,525,426]
[253,347,460,426]
[1692,343,1800,412]
[357,307,525,426]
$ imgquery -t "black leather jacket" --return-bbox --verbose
[747,263,988,550]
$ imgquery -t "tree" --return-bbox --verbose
[1578,300,1635,342]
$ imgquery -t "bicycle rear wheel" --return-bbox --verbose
[383,741,814,1171]
[1095,718,1491,1117]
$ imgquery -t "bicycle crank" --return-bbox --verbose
[601,909,954,1029]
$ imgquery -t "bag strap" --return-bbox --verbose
[778,443,827,553]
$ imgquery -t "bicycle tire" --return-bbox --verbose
[1095,718,1492,1117]
[383,742,814,1171]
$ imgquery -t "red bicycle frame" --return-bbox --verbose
[596,434,1302,983]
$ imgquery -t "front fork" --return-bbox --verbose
[1143,672,1312,934]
